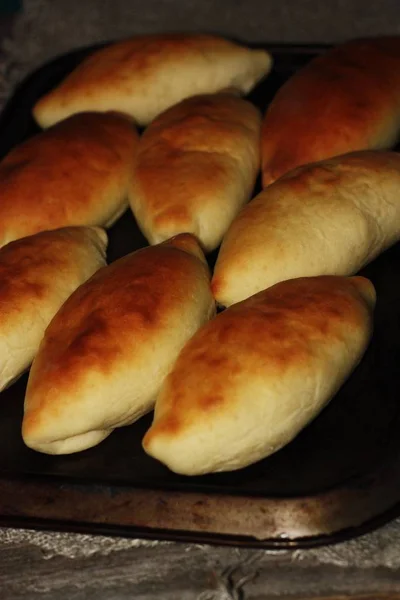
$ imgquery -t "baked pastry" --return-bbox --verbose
[0,112,138,248]
[32,33,272,128]
[22,233,215,455]
[0,226,107,391]
[212,150,400,307]
[143,275,375,475]
[261,36,400,186]
[129,92,261,252]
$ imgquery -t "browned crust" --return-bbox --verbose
[144,275,374,444]
[33,34,270,127]
[0,227,106,327]
[23,234,212,440]
[130,93,261,246]
[261,37,400,186]
[0,112,138,246]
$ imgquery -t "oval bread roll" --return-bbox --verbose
[0,226,107,391]
[22,233,215,455]
[212,150,400,307]
[261,36,400,186]
[143,275,376,475]
[32,33,272,129]
[129,92,262,252]
[0,112,138,248]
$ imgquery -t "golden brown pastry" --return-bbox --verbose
[212,150,400,307]
[0,112,138,248]
[129,92,262,252]
[32,33,272,128]
[22,233,215,455]
[261,36,400,186]
[0,226,107,391]
[143,275,375,475]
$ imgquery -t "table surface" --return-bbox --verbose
[1,523,400,599]
[1,2,400,598]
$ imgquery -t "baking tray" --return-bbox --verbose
[0,42,399,549]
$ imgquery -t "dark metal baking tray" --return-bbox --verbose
[0,42,399,549]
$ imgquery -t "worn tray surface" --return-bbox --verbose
[0,43,399,548]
